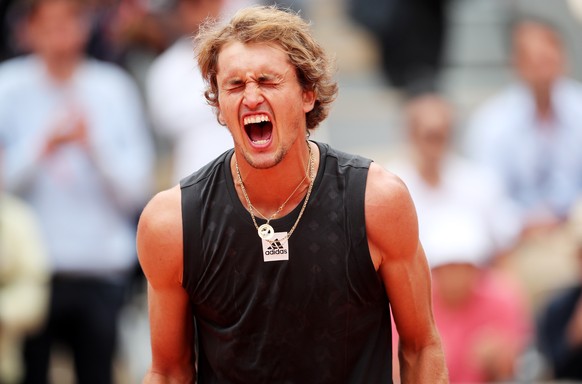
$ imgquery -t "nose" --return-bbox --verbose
[242,82,264,109]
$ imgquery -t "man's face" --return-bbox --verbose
[410,104,451,166]
[513,23,565,92]
[27,0,89,60]
[215,41,315,169]
[432,263,479,307]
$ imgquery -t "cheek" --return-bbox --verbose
[217,96,236,122]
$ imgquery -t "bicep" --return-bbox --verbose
[137,187,195,376]
[365,164,438,349]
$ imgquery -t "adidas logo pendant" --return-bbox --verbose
[262,232,290,262]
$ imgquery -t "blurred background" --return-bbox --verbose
[1,0,582,382]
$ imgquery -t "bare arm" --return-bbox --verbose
[365,163,448,383]
[137,185,195,383]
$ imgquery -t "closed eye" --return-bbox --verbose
[258,73,283,87]
[223,79,244,91]
[259,79,280,85]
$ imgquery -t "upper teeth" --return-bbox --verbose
[244,115,270,125]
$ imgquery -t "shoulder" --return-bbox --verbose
[468,85,526,128]
[147,39,188,76]
[448,155,500,189]
[478,84,525,111]
[464,85,526,154]
[321,142,372,169]
[147,39,202,87]
[83,59,139,92]
[365,162,414,210]
[0,55,33,75]
[181,149,233,189]
[557,77,582,95]
[84,58,130,77]
[365,163,417,235]
[555,77,582,112]
[137,185,184,287]
[137,186,182,251]
[146,44,174,85]
[365,163,419,263]
[0,56,37,92]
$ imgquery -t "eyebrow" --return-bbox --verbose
[222,72,285,87]
[257,73,281,82]
[224,78,244,87]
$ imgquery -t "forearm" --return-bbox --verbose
[399,341,448,383]
[144,286,196,384]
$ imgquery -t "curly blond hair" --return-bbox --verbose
[195,5,338,130]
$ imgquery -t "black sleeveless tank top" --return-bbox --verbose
[181,142,392,383]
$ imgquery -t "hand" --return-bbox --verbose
[43,108,89,156]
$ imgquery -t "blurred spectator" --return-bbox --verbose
[0,150,50,384]
[91,0,175,85]
[91,0,172,62]
[1,0,175,85]
[146,0,232,185]
[426,209,531,383]
[464,17,582,312]
[346,0,448,96]
[0,0,155,383]
[537,199,582,380]
[387,94,521,264]
[464,17,582,235]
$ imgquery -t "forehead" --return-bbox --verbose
[410,101,451,130]
[216,41,294,79]
[514,23,561,52]
[29,0,84,25]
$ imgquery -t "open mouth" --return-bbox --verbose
[243,114,273,146]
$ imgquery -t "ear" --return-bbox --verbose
[302,89,316,113]
[217,109,226,126]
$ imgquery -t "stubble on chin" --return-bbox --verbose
[242,146,287,170]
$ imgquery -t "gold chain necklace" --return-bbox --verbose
[250,166,308,222]
[235,142,315,243]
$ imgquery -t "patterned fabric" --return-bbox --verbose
[181,141,393,383]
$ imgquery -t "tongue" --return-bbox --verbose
[249,123,271,142]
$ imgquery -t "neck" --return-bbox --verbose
[415,156,441,187]
[43,54,80,82]
[531,83,554,121]
[535,92,553,121]
[419,166,440,187]
[233,141,317,219]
